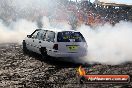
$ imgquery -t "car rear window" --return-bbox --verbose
[57,31,86,42]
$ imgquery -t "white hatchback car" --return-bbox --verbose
[22,28,88,58]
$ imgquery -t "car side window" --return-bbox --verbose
[31,31,39,39]
[36,32,41,40]
[36,30,47,41]
[41,31,47,41]
[46,31,55,42]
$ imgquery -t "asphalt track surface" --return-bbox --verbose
[0,43,132,88]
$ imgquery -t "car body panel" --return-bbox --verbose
[23,28,88,57]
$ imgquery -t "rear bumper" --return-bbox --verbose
[47,50,87,57]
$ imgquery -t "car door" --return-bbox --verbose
[26,30,39,51]
[33,30,47,54]
[43,31,55,52]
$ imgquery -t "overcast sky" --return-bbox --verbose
[71,0,132,5]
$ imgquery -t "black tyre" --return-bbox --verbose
[22,40,28,54]
[40,47,48,59]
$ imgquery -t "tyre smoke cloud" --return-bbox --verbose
[0,0,132,65]
[78,21,132,65]
[0,0,71,44]
[0,17,71,44]
[0,19,37,43]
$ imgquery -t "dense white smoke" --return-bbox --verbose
[0,17,71,44]
[0,19,37,43]
[78,21,132,65]
[0,0,132,65]
[0,0,71,44]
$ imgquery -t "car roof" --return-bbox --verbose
[36,28,78,33]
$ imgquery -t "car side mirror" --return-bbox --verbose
[27,35,31,38]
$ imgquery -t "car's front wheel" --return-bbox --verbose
[22,40,28,54]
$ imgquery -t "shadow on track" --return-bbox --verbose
[24,50,82,68]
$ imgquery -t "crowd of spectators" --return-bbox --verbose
[75,1,132,27]
[0,0,132,28]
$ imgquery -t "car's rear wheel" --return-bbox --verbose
[40,47,48,59]
[23,40,28,54]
